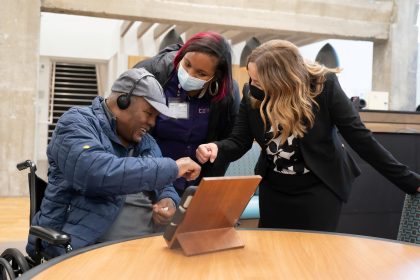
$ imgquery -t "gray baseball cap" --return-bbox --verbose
[111,68,176,118]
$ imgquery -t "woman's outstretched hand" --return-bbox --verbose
[196,143,219,164]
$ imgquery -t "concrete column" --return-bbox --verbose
[0,0,40,195]
[372,0,418,111]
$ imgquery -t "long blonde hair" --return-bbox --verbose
[247,40,340,144]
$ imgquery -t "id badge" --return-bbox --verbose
[168,99,189,119]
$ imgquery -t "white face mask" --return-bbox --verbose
[177,64,208,91]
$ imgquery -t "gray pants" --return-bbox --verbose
[98,192,165,242]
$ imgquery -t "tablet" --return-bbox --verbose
[163,185,197,241]
[163,175,261,254]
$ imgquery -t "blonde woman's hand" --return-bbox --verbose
[196,143,218,164]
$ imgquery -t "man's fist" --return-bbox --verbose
[175,157,201,181]
[152,198,176,225]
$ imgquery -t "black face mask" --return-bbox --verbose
[249,79,265,101]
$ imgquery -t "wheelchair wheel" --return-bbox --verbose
[1,248,29,277]
[0,257,15,280]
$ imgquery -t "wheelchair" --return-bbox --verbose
[0,160,72,279]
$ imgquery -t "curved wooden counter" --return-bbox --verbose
[24,230,420,280]
[360,110,420,133]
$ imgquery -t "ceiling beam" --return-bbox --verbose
[293,36,325,47]
[256,33,291,43]
[185,27,205,40]
[41,0,393,41]
[208,27,227,34]
[221,30,242,40]
[282,34,304,43]
[230,32,254,45]
[120,20,134,37]
[153,23,173,39]
[174,25,190,36]
[136,22,154,39]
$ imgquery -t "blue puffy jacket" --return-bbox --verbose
[27,96,180,258]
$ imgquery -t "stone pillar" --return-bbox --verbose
[0,0,40,196]
[372,0,418,111]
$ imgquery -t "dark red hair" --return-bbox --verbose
[173,32,233,102]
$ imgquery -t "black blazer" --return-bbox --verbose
[216,74,420,201]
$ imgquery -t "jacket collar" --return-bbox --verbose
[92,96,121,144]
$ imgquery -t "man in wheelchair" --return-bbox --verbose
[26,68,201,260]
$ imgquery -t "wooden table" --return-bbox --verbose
[23,230,420,280]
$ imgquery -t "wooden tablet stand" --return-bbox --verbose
[166,175,261,256]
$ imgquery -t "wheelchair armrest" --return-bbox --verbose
[29,226,71,246]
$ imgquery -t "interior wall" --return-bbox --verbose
[40,13,121,60]
[0,0,40,196]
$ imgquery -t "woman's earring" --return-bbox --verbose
[197,86,207,99]
[208,80,219,96]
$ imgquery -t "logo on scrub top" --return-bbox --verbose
[198,108,210,114]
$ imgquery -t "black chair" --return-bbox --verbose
[397,193,420,244]
[0,160,72,279]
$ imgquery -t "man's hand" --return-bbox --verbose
[175,157,201,181]
[196,143,218,164]
[417,186,420,193]
[152,198,176,225]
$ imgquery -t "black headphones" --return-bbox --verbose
[116,71,153,110]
